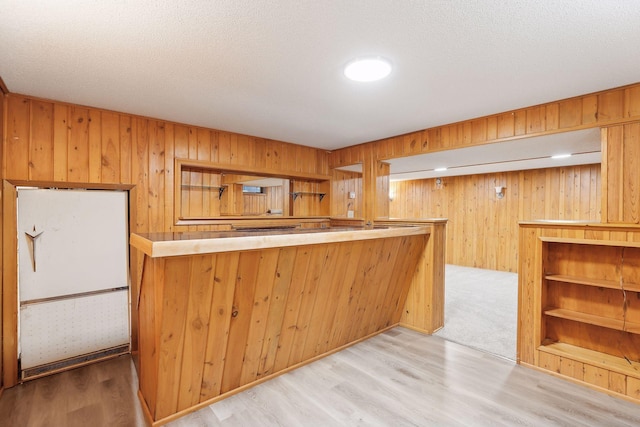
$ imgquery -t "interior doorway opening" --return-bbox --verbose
[434,264,518,361]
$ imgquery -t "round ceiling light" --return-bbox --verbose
[344,57,392,82]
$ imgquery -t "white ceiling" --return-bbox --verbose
[1,1,639,158]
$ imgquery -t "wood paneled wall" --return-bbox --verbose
[0,91,4,389]
[242,188,283,216]
[291,179,330,217]
[331,84,640,167]
[0,93,330,388]
[331,169,363,218]
[603,123,640,224]
[330,83,640,225]
[389,164,601,272]
[3,94,329,230]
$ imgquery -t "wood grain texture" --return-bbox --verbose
[3,81,640,401]
[603,123,640,224]
[1,182,18,388]
[0,354,146,427]
[330,83,640,172]
[329,83,640,228]
[331,169,362,218]
[176,158,329,219]
[171,328,640,427]
[2,93,330,229]
[389,165,601,272]
[519,221,640,404]
[5,329,640,427]
[137,233,428,424]
[0,95,4,389]
[0,93,331,388]
[130,225,430,258]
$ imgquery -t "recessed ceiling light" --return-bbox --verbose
[434,167,448,172]
[344,57,392,82]
[551,153,572,159]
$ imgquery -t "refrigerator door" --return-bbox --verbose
[17,189,128,302]
[17,188,130,375]
[19,290,129,370]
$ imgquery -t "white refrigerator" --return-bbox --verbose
[17,188,130,378]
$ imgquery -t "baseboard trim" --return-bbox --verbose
[21,344,130,381]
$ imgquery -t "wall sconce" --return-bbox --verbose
[495,186,505,199]
[389,190,395,202]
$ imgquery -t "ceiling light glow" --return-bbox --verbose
[551,153,572,159]
[344,57,392,82]
[434,167,448,172]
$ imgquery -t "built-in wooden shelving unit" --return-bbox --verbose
[540,237,640,371]
[518,222,640,403]
[539,342,640,378]
[544,274,640,292]
[525,231,640,401]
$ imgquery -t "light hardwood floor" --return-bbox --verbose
[2,327,639,426]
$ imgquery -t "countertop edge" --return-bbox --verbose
[130,226,431,258]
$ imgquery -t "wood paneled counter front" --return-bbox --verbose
[131,221,445,425]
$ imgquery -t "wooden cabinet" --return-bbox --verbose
[518,222,640,403]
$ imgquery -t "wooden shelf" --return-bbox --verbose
[538,342,640,379]
[545,274,640,292]
[291,192,326,202]
[181,184,226,199]
[527,226,640,401]
[540,236,640,248]
[544,308,640,334]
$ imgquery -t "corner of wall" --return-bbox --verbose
[0,75,8,96]
[0,84,5,390]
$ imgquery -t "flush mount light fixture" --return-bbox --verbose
[551,153,572,159]
[344,57,392,82]
[434,167,448,172]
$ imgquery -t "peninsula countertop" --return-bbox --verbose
[130,225,430,258]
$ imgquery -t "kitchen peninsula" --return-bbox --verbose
[130,220,445,425]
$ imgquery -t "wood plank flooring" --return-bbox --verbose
[2,327,640,426]
[0,354,146,427]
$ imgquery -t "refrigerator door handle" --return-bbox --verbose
[24,226,44,272]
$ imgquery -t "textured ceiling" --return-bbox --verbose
[1,1,639,152]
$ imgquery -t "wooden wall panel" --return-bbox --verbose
[5,96,30,180]
[331,82,640,171]
[2,93,329,229]
[0,93,330,388]
[330,82,640,226]
[331,169,362,218]
[389,165,601,272]
[0,94,4,389]
[603,123,640,224]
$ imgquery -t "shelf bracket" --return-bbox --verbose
[218,186,226,200]
[319,193,326,202]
